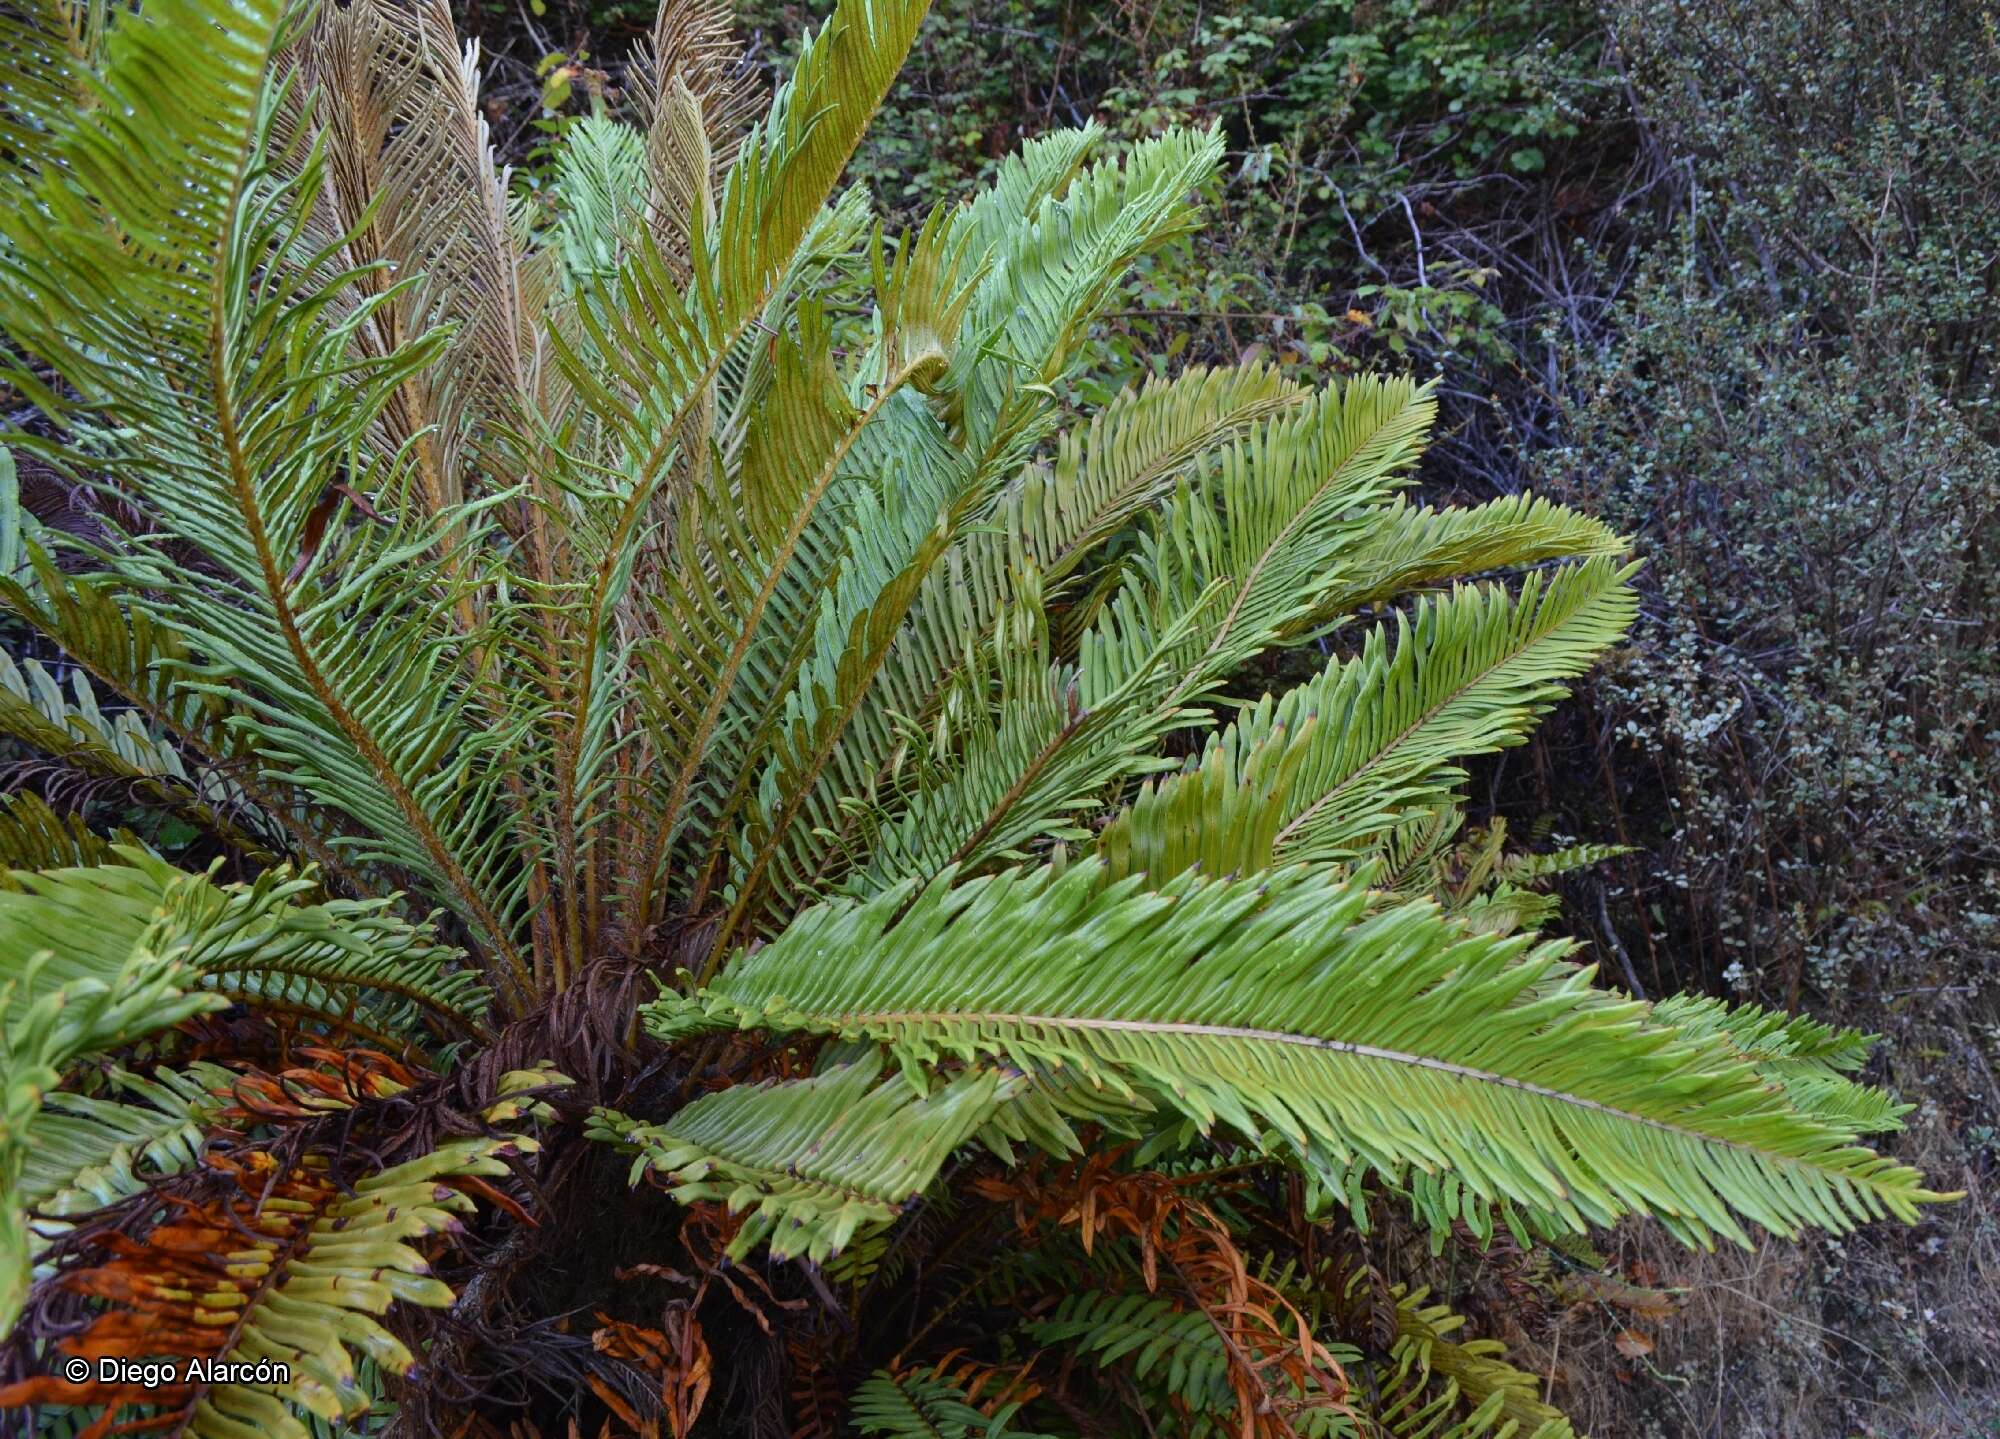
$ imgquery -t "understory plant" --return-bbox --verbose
[0,0,1949,1434]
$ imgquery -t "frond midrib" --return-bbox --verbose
[806,1005,1908,1180]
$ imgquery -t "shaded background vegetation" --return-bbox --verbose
[387,0,1999,1430]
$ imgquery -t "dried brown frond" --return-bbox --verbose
[633,0,762,265]
[978,1152,1353,1438]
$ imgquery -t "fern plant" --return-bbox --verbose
[0,0,1948,1433]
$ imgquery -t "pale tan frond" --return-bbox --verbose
[293,0,535,508]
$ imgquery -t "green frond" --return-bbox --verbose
[0,792,131,877]
[559,0,930,459]
[549,115,653,283]
[0,649,270,860]
[651,862,1949,1248]
[834,569,1202,898]
[954,127,1226,462]
[1028,1290,1237,1418]
[0,0,539,978]
[589,1052,1013,1262]
[1374,1284,1577,1439]
[949,123,1101,267]
[708,140,1248,931]
[0,851,489,1038]
[19,1065,227,1258]
[1649,994,1904,1136]
[625,224,981,921]
[801,361,1306,899]
[1072,376,1439,708]
[0,550,313,871]
[1096,559,1639,885]
[706,128,1235,944]
[1011,362,1309,585]
[848,1369,1050,1439]
[1318,492,1629,618]
[0,945,221,1330]
[1496,841,1634,886]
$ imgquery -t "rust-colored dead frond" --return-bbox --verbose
[785,1332,845,1439]
[0,1150,443,1433]
[589,1308,710,1439]
[210,1045,427,1122]
[922,1351,1043,1414]
[978,1151,1352,1439]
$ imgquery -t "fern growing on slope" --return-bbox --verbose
[0,0,1948,1432]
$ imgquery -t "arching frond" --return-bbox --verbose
[0,650,268,861]
[0,947,222,1331]
[649,863,1949,1247]
[0,792,130,876]
[949,124,1101,267]
[0,0,538,982]
[1317,492,1628,617]
[1096,559,1639,885]
[17,1065,226,1262]
[1027,1291,1240,1417]
[0,852,488,1037]
[706,129,1231,948]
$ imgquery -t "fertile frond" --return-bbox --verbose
[0,1137,535,1437]
[635,0,762,266]
[650,863,1949,1247]
[1096,559,1639,884]
[590,1052,1013,1262]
